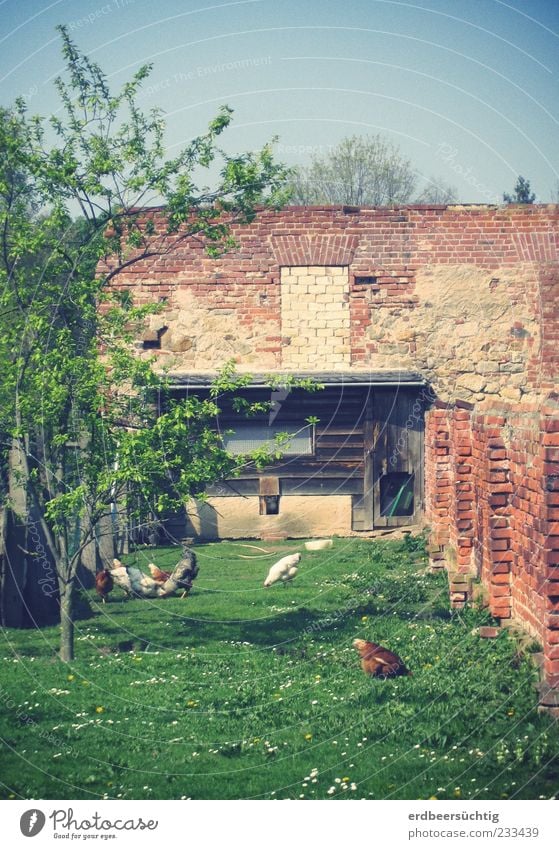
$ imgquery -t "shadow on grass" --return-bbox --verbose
[88,599,371,653]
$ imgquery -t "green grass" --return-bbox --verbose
[1,535,558,800]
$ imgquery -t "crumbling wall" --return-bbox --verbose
[104,204,558,406]
[106,204,559,693]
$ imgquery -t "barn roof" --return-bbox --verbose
[166,370,427,389]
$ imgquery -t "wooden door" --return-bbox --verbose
[362,389,424,529]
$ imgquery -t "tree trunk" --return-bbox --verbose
[59,580,75,662]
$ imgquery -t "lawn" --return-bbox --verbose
[1,535,558,800]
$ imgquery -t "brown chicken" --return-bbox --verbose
[95,568,114,603]
[353,638,411,678]
[148,563,171,583]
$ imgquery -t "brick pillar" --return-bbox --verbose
[448,408,474,608]
[542,407,559,694]
[485,417,513,620]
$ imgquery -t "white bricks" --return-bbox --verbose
[281,265,350,368]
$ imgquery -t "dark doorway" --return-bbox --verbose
[361,388,424,529]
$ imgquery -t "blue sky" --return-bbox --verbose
[1,0,558,202]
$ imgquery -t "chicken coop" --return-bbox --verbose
[164,371,427,540]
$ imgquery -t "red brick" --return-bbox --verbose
[491,573,511,585]
[490,539,510,551]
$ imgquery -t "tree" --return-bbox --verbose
[289,134,417,206]
[415,176,458,204]
[503,175,536,204]
[0,27,292,661]
[288,134,458,206]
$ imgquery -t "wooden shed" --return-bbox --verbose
[165,371,428,539]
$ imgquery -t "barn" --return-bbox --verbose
[105,202,559,699]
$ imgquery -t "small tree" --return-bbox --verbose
[289,134,417,206]
[288,134,458,206]
[503,175,536,204]
[0,27,292,661]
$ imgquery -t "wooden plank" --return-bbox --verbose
[259,476,280,496]
[241,461,364,477]
[362,394,375,531]
[207,478,362,497]
[281,479,362,496]
[316,426,364,436]
[352,495,366,530]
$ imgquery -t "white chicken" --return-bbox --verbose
[263,553,301,588]
[110,561,161,597]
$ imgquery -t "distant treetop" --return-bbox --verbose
[288,134,457,206]
[503,175,536,204]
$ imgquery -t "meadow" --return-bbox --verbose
[1,535,558,800]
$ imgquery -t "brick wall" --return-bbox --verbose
[105,204,558,407]
[426,399,559,694]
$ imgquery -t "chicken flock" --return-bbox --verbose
[96,545,410,678]
[96,546,199,601]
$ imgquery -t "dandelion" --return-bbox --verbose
[304,733,312,741]
[67,675,74,681]
[95,706,104,714]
